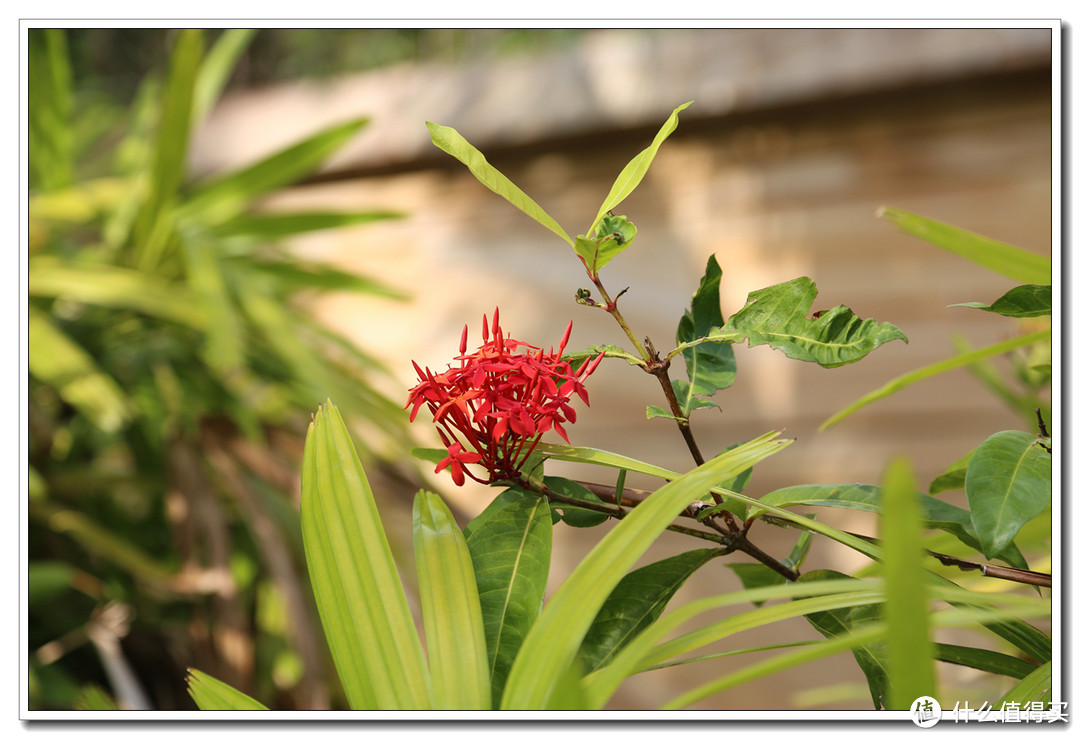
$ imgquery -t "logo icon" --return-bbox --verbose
[911,696,942,728]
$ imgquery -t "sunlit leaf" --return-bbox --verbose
[413,490,490,709]
[586,101,693,237]
[300,401,432,709]
[992,660,1051,710]
[572,214,637,276]
[879,207,1052,285]
[712,277,907,368]
[820,328,1051,429]
[500,434,788,708]
[426,121,573,245]
[186,668,268,710]
[192,29,257,125]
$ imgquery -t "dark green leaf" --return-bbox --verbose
[718,277,907,368]
[966,431,1051,560]
[672,255,736,416]
[581,548,720,672]
[545,476,608,528]
[798,570,890,710]
[28,29,74,191]
[934,643,1037,680]
[464,494,552,708]
[727,563,787,603]
[953,284,1051,318]
[929,450,973,494]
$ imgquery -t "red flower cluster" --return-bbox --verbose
[406,309,603,486]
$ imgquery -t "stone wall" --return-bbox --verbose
[193,27,1053,710]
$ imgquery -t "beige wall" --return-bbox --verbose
[196,28,1053,710]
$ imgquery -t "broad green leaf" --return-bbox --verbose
[580,548,721,672]
[463,492,551,708]
[992,660,1051,710]
[215,210,404,239]
[586,101,693,237]
[966,431,1051,560]
[300,401,432,709]
[133,28,203,269]
[881,459,936,709]
[756,483,1028,570]
[953,284,1052,318]
[879,207,1052,285]
[669,255,736,417]
[413,490,491,709]
[183,117,370,226]
[28,29,74,191]
[426,121,572,245]
[545,476,608,527]
[27,307,131,432]
[798,571,891,710]
[712,277,907,368]
[820,328,1051,429]
[192,29,257,125]
[572,214,637,276]
[934,643,1037,680]
[500,434,788,708]
[186,668,268,710]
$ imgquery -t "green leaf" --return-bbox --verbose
[192,29,257,126]
[879,207,1052,285]
[993,660,1051,710]
[463,493,552,709]
[820,328,1051,429]
[572,214,637,276]
[669,255,736,417]
[952,284,1052,318]
[29,255,206,327]
[545,476,608,527]
[715,277,907,368]
[580,548,721,672]
[300,401,432,709]
[586,101,693,237]
[966,430,1051,560]
[929,450,973,494]
[413,490,491,709]
[186,668,268,710]
[727,524,814,605]
[27,307,131,433]
[426,121,572,245]
[28,29,74,191]
[798,571,891,710]
[755,483,1028,569]
[183,117,371,226]
[881,458,936,709]
[934,643,1037,680]
[181,237,246,375]
[133,28,203,269]
[215,210,404,239]
[565,344,646,368]
[500,433,788,708]
[73,684,119,710]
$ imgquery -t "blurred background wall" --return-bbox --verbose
[42,27,1053,711]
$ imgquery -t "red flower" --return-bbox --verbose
[406,309,603,485]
